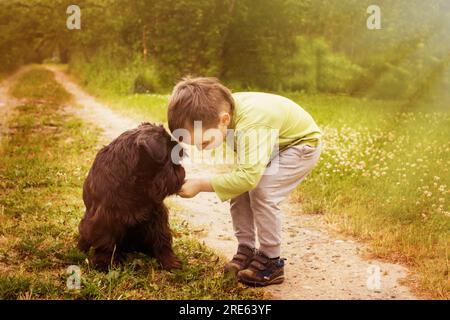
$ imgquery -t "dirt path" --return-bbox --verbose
[0,66,35,143]
[4,65,418,299]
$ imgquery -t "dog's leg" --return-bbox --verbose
[77,216,92,253]
[79,209,125,271]
[143,207,182,270]
[90,250,116,271]
[135,223,182,270]
[90,240,123,271]
[77,235,91,253]
[151,227,181,270]
[155,246,182,270]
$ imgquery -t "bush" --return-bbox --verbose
[69,47,162,96]
[283,37,318,92]
[283,37,363,94]
[320,54,364,93]
[369,63,411,99]
[133,65,161,94]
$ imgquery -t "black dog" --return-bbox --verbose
[78,123,185,271]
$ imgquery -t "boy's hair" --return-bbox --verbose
[167,76,234,133]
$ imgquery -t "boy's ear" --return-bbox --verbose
[219,112,231,126]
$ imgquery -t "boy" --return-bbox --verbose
[167,77,322,286]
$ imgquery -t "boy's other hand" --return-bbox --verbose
[177,178,213,198]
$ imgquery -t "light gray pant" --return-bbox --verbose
[230,143,322,258]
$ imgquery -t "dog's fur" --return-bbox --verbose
[77,123,185,271]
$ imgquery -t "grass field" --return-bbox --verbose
[290,94,450,298]
[0,68,263,300]
[68,67,450,298]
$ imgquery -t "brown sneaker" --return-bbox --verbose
[237,251,285,286]
[224,244,255,277]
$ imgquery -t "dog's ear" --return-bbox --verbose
[136,126,168,165]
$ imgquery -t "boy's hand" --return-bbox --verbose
[178,179,213,198]
[178,179,201,198]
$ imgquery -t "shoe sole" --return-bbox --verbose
[238,274,285,287]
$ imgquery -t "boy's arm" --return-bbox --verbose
[178,125,277,200]
[210,125,277,201]
[178,178,213,198]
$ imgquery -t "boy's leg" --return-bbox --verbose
[251,143,322,257]
[230,192,255,249]
[224,192,257,275]
[238,143,322,285]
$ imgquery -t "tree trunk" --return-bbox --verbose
[143,25,148,64]
[218,0,237,79]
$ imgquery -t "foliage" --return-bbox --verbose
[2,0,449,103]
[284,37,363,93]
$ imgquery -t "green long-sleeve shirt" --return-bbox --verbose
[210,92,322,202]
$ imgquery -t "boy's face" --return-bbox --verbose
[185,112,231,150]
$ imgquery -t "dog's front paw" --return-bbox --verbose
[160,255,182,270]
[77,236,91,253]
[91,254,112,272]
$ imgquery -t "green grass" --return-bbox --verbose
[75,73,450,298]
[0,68,263,300]
[103,94,169,123]
[66,64,450,298]
[62,61,169,122]
[287,93,450,299]
[10,68,71,103]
